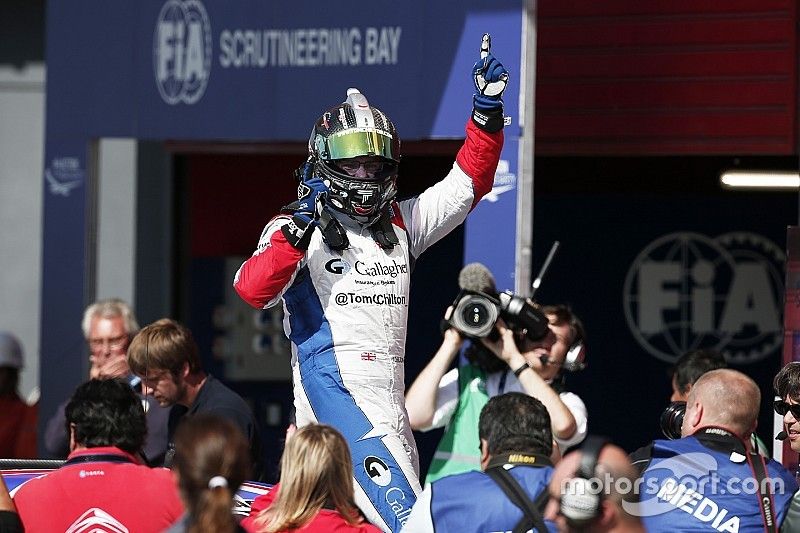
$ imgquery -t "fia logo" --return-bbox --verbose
[623,232,783,364]
[153,0,211,105]
[45,157,84,197]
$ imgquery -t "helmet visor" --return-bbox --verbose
[319,128,398,162]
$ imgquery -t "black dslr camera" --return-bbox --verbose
[447,289,549,342]
[660,401,686,440]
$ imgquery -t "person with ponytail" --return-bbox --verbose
[244,424,381,532]
[167,414,251,533]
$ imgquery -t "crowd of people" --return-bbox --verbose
[3,33,800,533]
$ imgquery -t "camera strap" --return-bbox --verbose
[697,428,777,533]
[747,449,777,533]
[486,453,552,533]
[486,466,550,533]
[498,370,509,394]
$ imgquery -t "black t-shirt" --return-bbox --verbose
[166,374,264,480]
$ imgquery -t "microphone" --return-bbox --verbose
[776,431,788,441]
[458,263,497,296]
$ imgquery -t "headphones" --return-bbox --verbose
[562,339,586,372]
[549,304,586,373]
[559,435,609,527]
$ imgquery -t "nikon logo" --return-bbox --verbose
[507,454,537,464]
[623,232,783,364]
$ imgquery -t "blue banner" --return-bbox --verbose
[46,0,520,140]
[39,138,93,436]
[464,138,520,291]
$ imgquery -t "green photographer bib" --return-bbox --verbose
[425,363,488,484]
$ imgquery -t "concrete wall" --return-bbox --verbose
[96,139,137,307]
[0,63,45,401]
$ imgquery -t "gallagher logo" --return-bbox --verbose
[623,232,783,364]
[153,0,212,105]
[364,456,391,487]
[325,258,351,275]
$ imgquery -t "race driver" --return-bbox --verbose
[233,34,508,532]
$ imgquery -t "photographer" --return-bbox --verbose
[658,348,770,457]
[405,264,587,484]
[402,393,558,533]
[632,369,797,532]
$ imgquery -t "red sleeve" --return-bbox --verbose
[234,226,305,309]
[455,119,504,208]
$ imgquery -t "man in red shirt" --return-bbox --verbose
[13,379,184,532]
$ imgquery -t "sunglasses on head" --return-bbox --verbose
[774,399,800,419]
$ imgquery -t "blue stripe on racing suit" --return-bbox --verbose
[284,269,416,532]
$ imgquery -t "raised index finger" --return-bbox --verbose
[480,33,491,59]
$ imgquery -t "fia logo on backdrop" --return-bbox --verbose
[45,157,84,197]
[623,232,784,364]
[153,0,212,105]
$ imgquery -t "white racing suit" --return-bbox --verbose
[233,119,502,532]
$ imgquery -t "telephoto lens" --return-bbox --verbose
[660,401,687,440]
[497,291,549,341]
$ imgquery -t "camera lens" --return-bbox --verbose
[659,401,686,440]
[461,302,491,327]
[450,293,500,339]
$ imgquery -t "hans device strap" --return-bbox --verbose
[318,208,349,250]
[368,210,399,249]
[486,466,550,533]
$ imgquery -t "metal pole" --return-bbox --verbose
[515,0,538,297]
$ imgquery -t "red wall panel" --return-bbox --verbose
[188,154,298,257]
[536,0,797,155]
